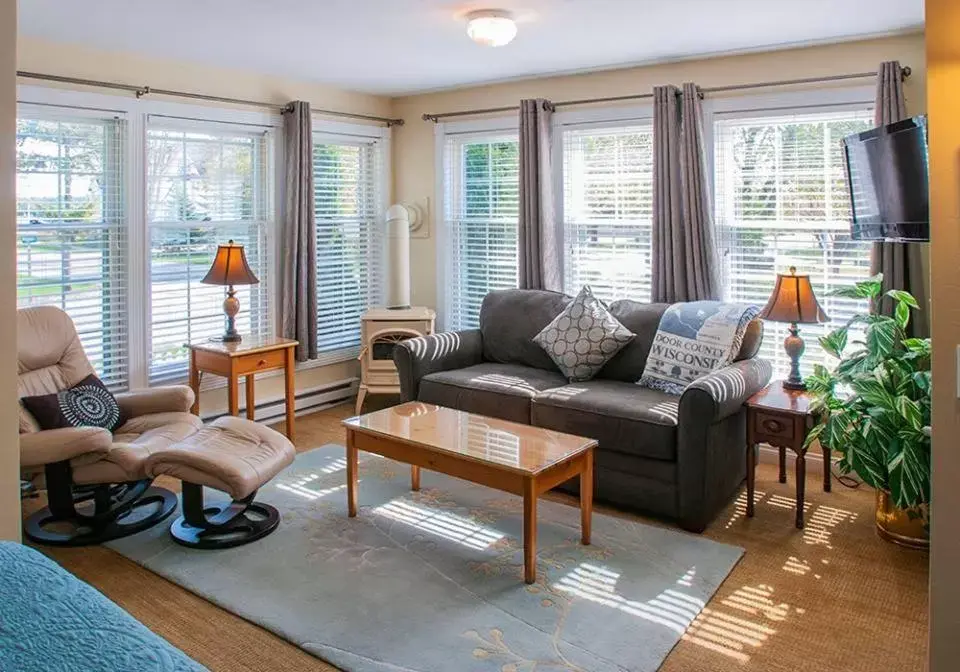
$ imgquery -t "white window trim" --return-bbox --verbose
[309,117,391,367]
[15,84,392,388]
[551,104,656,300]
[702,84,875,182]
[553,102,654,129]
[434,115,518,331]
[708,84,876,381]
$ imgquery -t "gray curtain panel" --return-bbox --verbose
[651,85,684,303]
[869,61,929,338]
[281,101,318,362]
[679,82,721,301]
[518,99,562,291]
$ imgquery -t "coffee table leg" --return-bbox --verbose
[580,449,593,545]
[523,478,537,585]
[346,431,358,517]
[411,465,421,492]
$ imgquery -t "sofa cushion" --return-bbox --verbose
[638,301,761,395]
[419,363,568,424]
[735,319,764,361]
[533,285,634,382]
[479,289,571,372]
[532,380,679,461]
[598,300,764,379]
[596,301,669,382]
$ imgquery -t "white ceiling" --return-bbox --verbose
[18,0,924,96]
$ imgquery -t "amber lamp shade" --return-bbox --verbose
[759,267,828,391]
[201,240,259,343]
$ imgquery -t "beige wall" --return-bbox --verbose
[16,38,396,412]
[18,37,392,119]
[199,360,357,419]
[391,33,926,312]
[927,0,960,668]
[1,0,20,540]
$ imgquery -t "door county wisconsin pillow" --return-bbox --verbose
[638,301,759,395]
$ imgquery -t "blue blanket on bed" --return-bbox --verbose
[0,542,206,672]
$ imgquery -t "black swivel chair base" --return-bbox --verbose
[169,481,280,550]
[24,462,177,547]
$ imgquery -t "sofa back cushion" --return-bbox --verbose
[479,289,571,372]
[596,301,669,381]
[597,300,764,381]
[735,319,764,361]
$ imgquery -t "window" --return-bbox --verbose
[146,120,272,383]
[313,132,384,357]
[714,108,875,378]
[562,123,654,303]
[442,131,519,330]
[15,111,128,389]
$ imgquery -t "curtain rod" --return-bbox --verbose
[17,71,406,127]
[421,66,911,123]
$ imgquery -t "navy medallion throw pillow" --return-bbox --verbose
[21,374,125,433]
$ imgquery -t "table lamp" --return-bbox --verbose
[759,266,827,390]
[200,240,259,343]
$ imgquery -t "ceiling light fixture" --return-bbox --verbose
[466,10,517,47]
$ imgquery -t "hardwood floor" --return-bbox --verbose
[22,401,929,672]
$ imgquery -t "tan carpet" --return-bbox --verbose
[22,401,929,672]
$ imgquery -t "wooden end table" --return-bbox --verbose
[745,380,828,529]
[186,336,298,441]
[343,402,596,585]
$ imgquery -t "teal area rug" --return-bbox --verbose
[109,445,743,672]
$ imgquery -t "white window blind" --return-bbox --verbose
[147,120,272,383]
[16,112,128,389]
[714,109,875,378]
[562,123,654,303]
[313,133,383,357]
[442,131,519,330]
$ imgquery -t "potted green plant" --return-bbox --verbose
[803,273,930,549]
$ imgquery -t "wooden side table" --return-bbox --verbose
[186,336,298,441]
[745,380,828,529]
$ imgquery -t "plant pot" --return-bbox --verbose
[875,490,929,550]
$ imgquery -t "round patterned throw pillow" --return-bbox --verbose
[20,373,124,432]
[58,382,121,429]
[533,285,635,382]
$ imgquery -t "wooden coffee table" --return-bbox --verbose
[342,402,597,584]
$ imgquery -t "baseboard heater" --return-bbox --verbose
[201,377,359,425]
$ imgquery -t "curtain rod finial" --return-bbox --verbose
[135,86,150,99]
[901,66,912,80]
[388,119,405,127]
[422,113,439,123]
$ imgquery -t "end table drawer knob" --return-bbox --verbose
[755,412,792,438]
[257,359,267,366]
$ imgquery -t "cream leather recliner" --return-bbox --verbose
[19,305,203,546]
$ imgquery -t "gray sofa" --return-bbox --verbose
[394,289,772,533]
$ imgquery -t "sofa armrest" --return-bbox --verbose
[115,385,196,417]
[393,330,484,402]
[674,358,772,532]
[20,427,113,469]
[679,358,773,423]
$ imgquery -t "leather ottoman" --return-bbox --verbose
[144,416,296,549]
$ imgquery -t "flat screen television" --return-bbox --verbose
[842,115,929,241]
